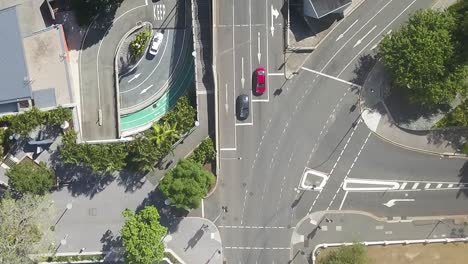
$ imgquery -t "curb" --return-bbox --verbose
[359,63,468,159]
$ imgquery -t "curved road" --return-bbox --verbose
[206,0,468,263]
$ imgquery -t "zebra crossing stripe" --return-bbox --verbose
[436,183,443,189]
[399,182,407,190]
[448,184,453,188]
[411,183,419,190]
[425,183,431,189]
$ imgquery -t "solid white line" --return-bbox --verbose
[240,188,248,225]
[220,147,236,151]
[236,122,253,126]
[336,19,359,41]
[320,0,394,72]
[268,72,284,76]
[265,0,269,101]
[337,0,417,77]
[252,99,269,102]
[145,0,148,6]
[302,67,361,88]
[201,199,205,218]
[249,0,252,78]
[353,25,377,48]
[338,191,349,210]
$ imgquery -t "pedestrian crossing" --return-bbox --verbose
[343,178,468,192]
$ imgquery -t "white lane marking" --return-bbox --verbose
[412,183,419,190]
[220,147,236,151]
[249,0,252,78]
[336,226,342,231]
[301,67,361,88]
[127,73,142,83]
[240,188,248,225]
[338,190,349,210]
[320,0,394,72]
[139,84,153,94]
[257,32,261,63]
[235,122,253,126]
[145,0,148,6]
[241,57,245,88]
[225,84,229,112]
[353,25,377,48]
[399,182,407,190]
[224,247,290,250]
[448,184,453,188]
[425,183,431,189]
[201,199,205,218]
[376,225,384,230]
[270,5,279,36]
[268,72,284,76]
[383,199,415,208]
[336,19,359,41]
[436,183,443,189]
[337,0,418,77]
[385,231,393,235]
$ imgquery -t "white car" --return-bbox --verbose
[149,32,164,55]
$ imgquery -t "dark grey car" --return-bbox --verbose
[236,94,249,120]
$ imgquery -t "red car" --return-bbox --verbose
[255,67,266,95]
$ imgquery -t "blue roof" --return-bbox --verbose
[0,6,31,104]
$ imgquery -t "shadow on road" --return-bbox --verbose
[137,189,187,229]
[457,161,468,198]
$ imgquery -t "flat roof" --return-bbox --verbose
[307,0,352,18]
[0,6,32,104]
[23,25,73,107]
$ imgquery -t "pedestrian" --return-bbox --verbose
[79,248,85,253]
[274,88,283,96]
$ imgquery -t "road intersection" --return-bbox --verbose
[207,0,468,262]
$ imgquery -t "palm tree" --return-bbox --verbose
[150,122,180,146]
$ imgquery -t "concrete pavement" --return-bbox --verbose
[291,210,468,264]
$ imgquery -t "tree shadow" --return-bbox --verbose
[50,151,116,198]
[426,128,468,153]
[137,189,187,229]
[100,229,122,252]
[351,54,377,86]
[456,161,468,198]
[116,170,147,193]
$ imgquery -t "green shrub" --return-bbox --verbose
[318,243,367,264]
[189,137,215,165]
[10,107,43,136]
[160,96,197,135]
[130,30,151,59]
[6,160,55,196]
[47,106,72,125]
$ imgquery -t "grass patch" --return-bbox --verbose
[38,253,105,262]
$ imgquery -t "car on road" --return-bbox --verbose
[149,32,164,55]
[255,67,266,95]
[236,94,249,120]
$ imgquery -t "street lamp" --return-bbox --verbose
[53,202,73,230]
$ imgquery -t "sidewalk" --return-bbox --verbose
[290,210,468,264]
[360,61,467,156]
[164,217,223,264]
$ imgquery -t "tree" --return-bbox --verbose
[60,130,127,174]
[120,206,167,264]
[160,96,197,135]
[0,194,54,264]
[130,30,151,59]
[126,135,170,173]
[378,9,466,106]
[47,106,72,126]
[11,107,43,136]
[159,159,215,209]
[318,243,367,264]
[6,161,55,196]
[150,122,180,146]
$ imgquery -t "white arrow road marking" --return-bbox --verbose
[383,199,415,208]
[127,73,141,83]
[354,25,377,48]
[241,57,245,88]
[140,84,153,94]
[270,5,279,36]
[336,19,359,41]
[257,32,261,64]
[225,84,229,112]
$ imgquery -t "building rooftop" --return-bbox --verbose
[0,6,32,105]
[306,0,352,18]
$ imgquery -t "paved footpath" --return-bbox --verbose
[290,210,468,264]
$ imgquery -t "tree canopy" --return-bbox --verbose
[0,194,54,264]
[121,206,167,264]
[159,159,215,209]
[378,9,467,106]
[6,161,55,196]
[189,137,215,165]
[318,243,367,264]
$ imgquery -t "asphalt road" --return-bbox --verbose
[207,0,468,263]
